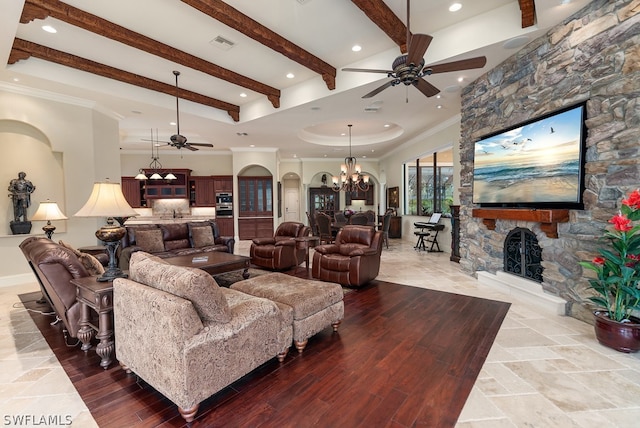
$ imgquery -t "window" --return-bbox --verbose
[238,176,273,216]
[404,148,454,216]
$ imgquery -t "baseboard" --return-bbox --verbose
[0,273,36,288]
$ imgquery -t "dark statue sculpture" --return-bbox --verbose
[8,171,36,234]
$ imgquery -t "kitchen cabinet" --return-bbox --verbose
[345,183,374,205]
[213,176,233,193]
[189,176,216,206]
[143,169,191,200]
[215,217,234,236]
[121,177,144,208]
[238,217,272,240]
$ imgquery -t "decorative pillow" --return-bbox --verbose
[191,225,215,248]
[129,251,231,323]
[135,229,165,253]
[58,240,105,275]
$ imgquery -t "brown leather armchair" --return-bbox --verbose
[250,222,310,270]
[312,225,383,287]
[19,237,92,339]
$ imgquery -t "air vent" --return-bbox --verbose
[364,100,383,113]
[210,35,236,51]
[297,0,312,4]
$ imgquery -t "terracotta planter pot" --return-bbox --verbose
[593,311,640,353]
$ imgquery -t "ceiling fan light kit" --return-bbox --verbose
[343,0,486,101]
[167,71,214,152]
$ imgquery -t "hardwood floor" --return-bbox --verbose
[21,277,509,427]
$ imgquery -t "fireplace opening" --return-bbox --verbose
[503,227,543,283]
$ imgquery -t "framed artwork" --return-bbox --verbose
[388,186,399,208]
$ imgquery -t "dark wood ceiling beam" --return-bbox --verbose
[518,0,536,28]
[10,38,240,122]
[20,0,280,108]
[180,0,336,90]
[351,0,409,53]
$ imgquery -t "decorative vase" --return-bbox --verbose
[593,311,640,353]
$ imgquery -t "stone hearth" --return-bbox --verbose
[477,271,567,315]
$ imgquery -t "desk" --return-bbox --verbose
[295,236,320,270]
[71,276,114,369]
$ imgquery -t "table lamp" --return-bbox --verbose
[30,200,68,239]
[74,180,138,282]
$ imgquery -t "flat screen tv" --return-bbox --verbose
[472,102,587,209]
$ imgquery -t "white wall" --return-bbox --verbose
[378,117,461,252]
[0,88,121,283]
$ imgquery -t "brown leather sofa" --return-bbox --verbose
[312,225,383,287]
[118,220,235,270]
[250,222,310,270]
[19,237,94,339]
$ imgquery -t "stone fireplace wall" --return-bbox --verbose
[458,0,640,322]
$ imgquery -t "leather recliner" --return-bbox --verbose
[312,225,383,287]
[19,237,92,338]
[250,222,310,270]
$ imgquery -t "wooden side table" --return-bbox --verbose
[71,276,115,369]
[295,236,320,270]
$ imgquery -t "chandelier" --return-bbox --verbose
[332,124,369,192]
[135,129,176,180]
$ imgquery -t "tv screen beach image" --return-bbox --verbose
[472,105,584,205]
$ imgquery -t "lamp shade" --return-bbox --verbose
[74,181,139,218]
[31,200,68,221]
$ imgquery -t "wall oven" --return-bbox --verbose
[216,193,233,218]
[216,204,233,218]
[216,192,232,205]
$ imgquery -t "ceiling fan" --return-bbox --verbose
[168,70,214,151]
[343,0,487,99]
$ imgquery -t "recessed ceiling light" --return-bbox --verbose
[383,124,390,128]
[436,94,441,99]
[293,154,297,158]
[457,77,464,82]
[240,92,247,98]
[12,77,19,82]
[362,155,367,158]
[352,45,362,52]
[170,121,176,126]
[42,25,57,33]
[324,154,327,157]
[437,105,443,109]
[449,3,462,12]
[249,144,255,147]
[371,149,375,153]
[286,73,295,79]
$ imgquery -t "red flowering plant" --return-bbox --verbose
[579,189,640,322]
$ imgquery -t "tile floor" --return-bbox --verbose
[1,238,639,427]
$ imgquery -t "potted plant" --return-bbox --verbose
[579,189,640,352]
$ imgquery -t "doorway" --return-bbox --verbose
[283,176,300,222]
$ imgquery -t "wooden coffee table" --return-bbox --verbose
[163,252,251,279]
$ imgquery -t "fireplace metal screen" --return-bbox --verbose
[503,227,543,283]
